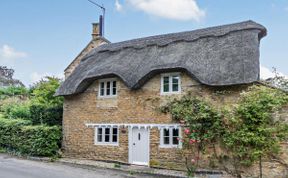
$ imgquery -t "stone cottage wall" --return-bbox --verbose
[62,72,288,177]
[62,72,249,167]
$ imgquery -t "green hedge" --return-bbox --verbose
[0,118,61,156]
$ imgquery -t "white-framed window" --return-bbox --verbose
[94,127,119,146]
[98,78,117,98]
[160,73,181,95]
[160,128,182,148]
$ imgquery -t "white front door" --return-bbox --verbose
[129,127,149,166]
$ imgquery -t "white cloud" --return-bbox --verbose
[115,0,123,12]
[0,44,27,60]
[260,65,287,79]
[126,0,205,21]
[30,72,64,84]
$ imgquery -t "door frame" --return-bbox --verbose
[128,127,150,166]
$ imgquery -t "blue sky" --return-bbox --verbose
[0,0,288,86]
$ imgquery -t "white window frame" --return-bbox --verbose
[98,78,117,98]
[159,127,182,148]
[94,126,119,146]
[160,73,181,95]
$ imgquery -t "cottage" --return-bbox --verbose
[56,20,266,168]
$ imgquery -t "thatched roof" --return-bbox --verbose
[56,20,267,96]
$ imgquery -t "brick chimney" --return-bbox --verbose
[92,23,100,39]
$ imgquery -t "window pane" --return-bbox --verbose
[98,128,103,134]
[97,135,102,142]
[163,129,170,137]
[100,82,105,96]
[97,128,102,142]
[105,135,110,142]
[172,76,179,92]
[164,137,170,145]
[163,77,170,92]
[172,84,178,92]
[106,82,111,95]
[112,81,117,95]
[172,76,179,84]
[105,128,110,142]
[105,128,110,134]
[112,128,117,134]
[173,137,179,145]
[172,128,179,137]
[112,135,117,142]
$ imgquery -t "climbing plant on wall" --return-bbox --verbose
[161,85,288,177]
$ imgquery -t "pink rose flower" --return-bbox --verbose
[189,139,195,144]
[184,128,190,135]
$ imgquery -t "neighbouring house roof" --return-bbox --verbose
[56,20,267,96]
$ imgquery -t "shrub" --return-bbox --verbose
[29,76,63,126]
[0,118,61,156]
[0,86,28,99]
[29,104,63,126]
[2,101,31,119]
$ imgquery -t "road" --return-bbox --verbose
[0,154,158,178]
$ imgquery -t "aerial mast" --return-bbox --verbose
[88,0,105,37]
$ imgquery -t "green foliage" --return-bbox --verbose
[30,76,63,107]
[161,94,224,173]
[222,85,288,167]
[29,104,62,125]
[161,94,223,145]
[2,101,31,119]
[29,76,63,126]
[161,85,288,176]
[0,117,61,156]
[0,76,63,126]
[0,86,28,100]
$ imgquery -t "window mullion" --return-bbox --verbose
[102,128,105,143]
[110,128,112,144]
[160,129,163,146]
[104,82,107,97]
[169,76,172,93]
[110,82,113,96]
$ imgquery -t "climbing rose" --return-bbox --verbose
[189,139,196,144]
[184,128,190,135]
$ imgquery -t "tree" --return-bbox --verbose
[265,68,288,91]
[29,76,63,125]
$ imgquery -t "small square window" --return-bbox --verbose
[98,79,117,97]
[160,128,181,148]
[161,74,180,94]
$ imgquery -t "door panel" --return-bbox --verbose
[130,127,149,165]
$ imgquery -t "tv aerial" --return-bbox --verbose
[88,0,105,36]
